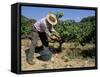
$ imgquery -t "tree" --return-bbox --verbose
[21,15,36,38]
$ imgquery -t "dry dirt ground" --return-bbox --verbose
[21,39,95,71]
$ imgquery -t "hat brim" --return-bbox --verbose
[46,13,57,25]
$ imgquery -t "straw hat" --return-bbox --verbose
[46,13,57,26]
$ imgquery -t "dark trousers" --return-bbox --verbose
[27,26,48,60]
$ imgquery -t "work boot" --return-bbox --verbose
[26,50,35,65]
[26,58,35,65]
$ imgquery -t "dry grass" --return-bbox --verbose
[21,39,95,71]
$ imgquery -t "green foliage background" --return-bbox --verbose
[21,15,36,38]
[21,12,96,45]
[54,12,96,45]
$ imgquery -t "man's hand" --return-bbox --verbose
[55,34,61,41]
[50,34,61,41]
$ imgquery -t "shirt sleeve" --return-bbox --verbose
[51,27,56,32]
[45,27,51,37]
[51,27,59,35]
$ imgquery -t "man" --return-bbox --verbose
[27,13,61,65]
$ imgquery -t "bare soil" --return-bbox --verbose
[21,39,95,71]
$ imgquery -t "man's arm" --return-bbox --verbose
[46,27,61,41]
[51,27,60,36]
[45,27,52,37]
